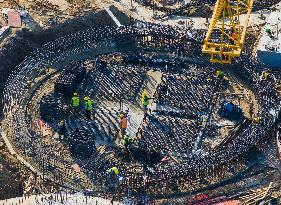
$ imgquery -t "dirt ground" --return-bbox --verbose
[0,137,23,200]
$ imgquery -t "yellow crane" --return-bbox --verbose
[202,0,254,63]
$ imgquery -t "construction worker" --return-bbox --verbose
[141,90,150,115]
[72,92,80,113]
[203,4,211,24]
[84,97,93,119]
[84,96,88,110]
[229,27,238,45]
[106,166,120,191]
[106,166,119,176]
[253,117,261,124]
[262,71,270,80]
[265,27,273,38]
[216,69,224,79]
[58,120,66,141]
[120,113,128,137]
[122,134,132,149]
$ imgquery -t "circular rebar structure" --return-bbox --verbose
[2,23,280,200]
[133,0,281,19]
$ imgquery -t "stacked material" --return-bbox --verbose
[39,93,65,122]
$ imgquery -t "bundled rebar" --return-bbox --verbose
[39,93,65,122]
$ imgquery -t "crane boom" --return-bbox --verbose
[202,0,254,63]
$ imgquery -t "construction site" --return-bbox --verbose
[0,0,281,204]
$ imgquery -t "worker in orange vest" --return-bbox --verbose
[229,27,238,45]
[120,113,128,137]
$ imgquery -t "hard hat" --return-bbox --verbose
[60,119,64,123]
[73,92,78,96]
[216,70,223,75]
[84,97,88,101]
[254,117,260,123]
[120,113,124,118]
[142,90,147,96]
[263,72,269,78]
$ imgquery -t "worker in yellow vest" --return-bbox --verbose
[106,166,121,190]
[72,92,80,113]
[107,166,119,176]
[84,97,93,119]
[253,117,261,124]
[141,90,150,114]
[262,71,269,80]
[216,69,224,79]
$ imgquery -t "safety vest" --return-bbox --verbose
[216,70,223,78]
[231,32,238,41]
[123,135,132,145]
[88,100,93,111]
[107,167,119,175]
[141,95,149,106]
[85,99,93,111]
[253,117,261,124]
[263,72,269,79]
[121,118,127,129]
[72,96,79,107]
